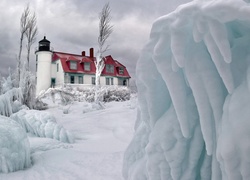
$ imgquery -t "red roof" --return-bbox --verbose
[52,52,130,78]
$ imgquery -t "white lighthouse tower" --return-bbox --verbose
[35,36,52,96]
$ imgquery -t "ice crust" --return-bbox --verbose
[0,115,31,173]
[10,110,74,144]
[123,0,250,179]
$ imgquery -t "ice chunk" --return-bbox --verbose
[0,115,31,173]
[124,0,250,179]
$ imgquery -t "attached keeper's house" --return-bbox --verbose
[35,36,130,96]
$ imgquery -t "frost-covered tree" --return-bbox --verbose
[25,11,38,70]
[19,69,36,109]
[94,3,113,106]
[17,4,30,84]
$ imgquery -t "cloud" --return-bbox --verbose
[0,0,191,78]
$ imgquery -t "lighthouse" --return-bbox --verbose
[35,36,52,96]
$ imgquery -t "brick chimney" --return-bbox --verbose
[89,48,94,58]
[81,51,86,56]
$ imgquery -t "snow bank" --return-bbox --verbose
[123,0,250,179]
[0,115,31,173]
[10,110,74,144]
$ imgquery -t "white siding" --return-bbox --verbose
[84,74,95,84]
[113,77,118,85]
[36,51,52,96]
[54,60,64,86]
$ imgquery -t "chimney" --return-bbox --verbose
[81,51,86,56]
[89,48,94,58]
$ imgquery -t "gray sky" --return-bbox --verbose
[0,0,191,79]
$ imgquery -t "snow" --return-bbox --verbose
[0,115,31,173]
[0,100,136,179]
[123,0,250,179]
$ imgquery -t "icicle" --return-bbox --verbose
[185,45,215,155]
[204,33,234,93]
[171,56,180,72]
[208,19,231,63]
[193,21,203,43]
[170,28,187,68]
[153,34,190,138]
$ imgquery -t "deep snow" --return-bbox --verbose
[0,100,136,180]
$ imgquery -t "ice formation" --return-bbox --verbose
[11,110,75,143]
[0,88,22,116]
[0,115,31,173]
[123,0,250,179]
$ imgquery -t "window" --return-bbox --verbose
[106,77,110,85]
[106,64,114,73]
[111,78,114,85]
[84,62,90,71]
[92,77,96,85]
[51,78,56,88]
[106,77,113,85]
[70,76,75,84]
[123,80,127,86]
[79,76,83,84]
[119,67,124,74]
[57,63,59,72]
[70,61,77,70]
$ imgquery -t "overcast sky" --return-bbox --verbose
[0,0,191,80]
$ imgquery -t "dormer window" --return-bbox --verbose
[84,62,90,71]
[106,64,114,73]
[119,67,124,74]
[70,61,77,70]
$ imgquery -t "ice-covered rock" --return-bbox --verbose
[123,0,250,179]
[10,110,74,144]
[0,115,31,173]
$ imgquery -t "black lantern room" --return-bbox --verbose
[38,36,50,51]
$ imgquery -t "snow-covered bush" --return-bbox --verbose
[19,70,36,109]
[74,86,131,103]
[10,110,74,143]
[0,88,23,116]
[123,0,250,180]
[37,88,74,106]
[0,115,31,173]
[33,99,48,110]
[1,75,14,94]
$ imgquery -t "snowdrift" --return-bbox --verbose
[124,0,250,179]
[0,115,31,173]
[11,110,74,144]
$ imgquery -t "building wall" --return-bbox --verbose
[84,74,95,84]
[51,60,65,87]
[36,51,52,96]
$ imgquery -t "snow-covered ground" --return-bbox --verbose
[0,100,136,180]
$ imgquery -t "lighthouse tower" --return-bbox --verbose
[35,36,52,96]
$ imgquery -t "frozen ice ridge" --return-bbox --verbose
[123,0,250,179]
[11,110,75,144]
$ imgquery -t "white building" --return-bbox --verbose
[35,36,131,96]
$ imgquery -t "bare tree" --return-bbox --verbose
[94,3,113,105]
[17,5,30,84]
[25,12,38,70]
